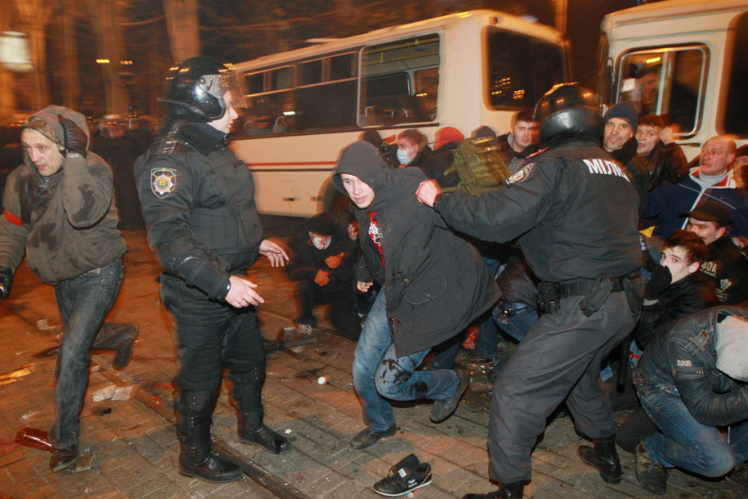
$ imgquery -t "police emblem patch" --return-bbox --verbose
[506,163,535,185]
[151,168,177,198]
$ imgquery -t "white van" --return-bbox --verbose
[598,0,748,161]
[231,10,568,216]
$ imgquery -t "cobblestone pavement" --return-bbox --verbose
[1,229,746,498]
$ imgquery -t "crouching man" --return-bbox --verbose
[634,306,748,495]
[332,141,499,449]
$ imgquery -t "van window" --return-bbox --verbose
[486,29,565,109]
[359,35,440,126]
[617,46,707,137]
[724,12,748,135]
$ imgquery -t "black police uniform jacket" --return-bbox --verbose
[134,121,263,300]
[434,140,642,283]
[332,142,500,358]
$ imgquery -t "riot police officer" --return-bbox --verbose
[135,57,291,483]
[416,84,643,498]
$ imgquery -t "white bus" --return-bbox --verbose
[230,10,568,216]
[598,0,748,162]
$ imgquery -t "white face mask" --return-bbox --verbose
[310,232,331,250]
[397,148,413,165]
[715,315,748,382]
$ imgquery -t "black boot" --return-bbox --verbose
[90,322,139,369]
[578,434,622,484]
[462,481,524,498]
[176,390,242,483]
[233,364,291,454]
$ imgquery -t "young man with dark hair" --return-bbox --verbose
[684,201,748,304]
[332,141,499,450]
[496,110,538,167]
[635,114,688,192]
[616,229,718,455]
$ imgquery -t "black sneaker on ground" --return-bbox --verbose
[635,442,668,495]
[373,454,432,497]
[431,370,470,423]
[350,424,397,449]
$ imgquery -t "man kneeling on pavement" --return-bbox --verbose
[286,212,361,340]
[633,306,748,495]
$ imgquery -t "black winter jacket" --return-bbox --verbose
[135,121,263,301]
[642,140,689,192]
[287,221,357,288]
[701,236,748,305]
[332,142,500,357]
[434,140,642,283]
[634,306,748,427]
[635,272,718,348]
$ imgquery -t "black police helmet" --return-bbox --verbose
[158,56,236,122]
[534,83,603,147]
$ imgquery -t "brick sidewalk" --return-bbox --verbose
[1,229,744,498]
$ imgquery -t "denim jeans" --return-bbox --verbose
[352,288,460,432]
[50,258,124,449]
[640,390,748,477]
[493,302,539,343]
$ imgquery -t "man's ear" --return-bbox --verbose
[716,226,727,240]
[688,261,701,275]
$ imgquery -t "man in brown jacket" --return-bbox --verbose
[0,105,136,473]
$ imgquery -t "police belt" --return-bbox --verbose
[551,276,626,298]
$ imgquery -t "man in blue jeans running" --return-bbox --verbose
[332,141,499,449]
[0,106,137,473]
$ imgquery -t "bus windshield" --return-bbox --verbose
[486,28,566,109]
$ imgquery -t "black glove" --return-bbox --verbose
[0,265,13,302]
[644,265,672,300]
[58,115,87,158]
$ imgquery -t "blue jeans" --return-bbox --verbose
[640,390,748,477]
[493,302,539,343]
[51,258,124,449]
[352,289,460,432]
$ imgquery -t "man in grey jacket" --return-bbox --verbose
[0,105,136,473]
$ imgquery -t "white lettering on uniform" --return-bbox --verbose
[583,158,631,182]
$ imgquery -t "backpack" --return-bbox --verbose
[441,137,511,195]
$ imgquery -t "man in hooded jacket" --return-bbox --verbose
[417,84,643,498]
[332,141,500,450]
[0,105,136,473]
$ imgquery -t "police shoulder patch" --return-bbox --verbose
[506,163,535,185]
[151,168,177,198]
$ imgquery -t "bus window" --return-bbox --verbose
[359,35,440,126]
[246,72,265,95]
[271,67,292,91]
[724,12,748,135]
[486,29,565,109]
[617,46,707,136]
[330,53,355,81]
[300,60,322,86]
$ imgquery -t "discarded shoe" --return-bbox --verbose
[373,454,432,497]
[635,442,668,495]
[350,424,396,449]
[50,445,79,473]
[431,370,470,423]
[238,424,292,454]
